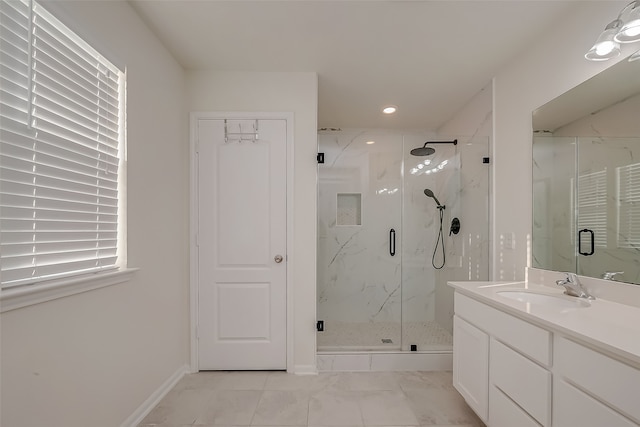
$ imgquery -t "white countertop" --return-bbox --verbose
[448,280,640,368]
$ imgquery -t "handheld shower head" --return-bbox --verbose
[424,189,442,207]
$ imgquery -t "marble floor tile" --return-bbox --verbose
[140,388,215,425]
[194,390,262,425]
[337,372,402,391]
[358,390,419,426]
[190,371,270,391]
[265,372,340,391]
[139,371,483,427]
[308,389,364,426]
[404,388,483,426]
[251,390,311,426]
[396,371,455,391]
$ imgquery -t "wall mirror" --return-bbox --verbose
[532,56,640,285]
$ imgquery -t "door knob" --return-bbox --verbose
[274,254,284,263]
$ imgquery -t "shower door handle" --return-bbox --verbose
[578,228,595,256]
[389,229,396,257]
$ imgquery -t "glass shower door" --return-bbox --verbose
[401,135,490,351]
[576,137,640,284]
[317,131,403,350]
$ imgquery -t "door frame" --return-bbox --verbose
[189,111,295,373]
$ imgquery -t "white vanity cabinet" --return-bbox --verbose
[454,293,551,426]
[554,337,640,426]
[452,290,640,427]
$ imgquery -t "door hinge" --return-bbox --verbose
[317,153,325,164]
[316,320,324,332]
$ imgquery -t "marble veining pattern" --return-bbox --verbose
[317,130,489,349]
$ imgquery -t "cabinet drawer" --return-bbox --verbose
[489,385,541,427]
[555,337,640,423]
[491,338,550,426]
[554,380,637,427]
[455,293,551,365]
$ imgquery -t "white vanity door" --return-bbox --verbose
[453,315,489,423]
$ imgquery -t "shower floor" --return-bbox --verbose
[317,320,453,351]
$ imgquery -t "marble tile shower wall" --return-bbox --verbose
[317,130,490,339]
[318,131,404,326]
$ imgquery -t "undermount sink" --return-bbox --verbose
[497,290,591,309]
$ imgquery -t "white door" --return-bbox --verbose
[197,118,287,370]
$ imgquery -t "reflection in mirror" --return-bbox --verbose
[532,57,640,285]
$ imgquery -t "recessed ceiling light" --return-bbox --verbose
[382,105,397,114]
[366,140,375,145]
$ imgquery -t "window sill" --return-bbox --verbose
[0,268,139,313]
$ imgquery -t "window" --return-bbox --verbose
[575,169,607,248]
[0,0,127,294]
[617,163,640,249]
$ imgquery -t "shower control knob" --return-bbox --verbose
[274,254,284,263]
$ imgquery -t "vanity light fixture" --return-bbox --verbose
[616,0,640,43]
[586,0,640,61]
[585,20,622,61]
[382,105,397,114]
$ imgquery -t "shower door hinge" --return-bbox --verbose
[317,153,325,164]
[316,320,324,332]
[483,157,490,164]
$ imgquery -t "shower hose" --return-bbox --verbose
[432,207,445,269]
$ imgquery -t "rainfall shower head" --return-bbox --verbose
[410,139,458,156]
[424,189,443,207]
[410,145,435,156]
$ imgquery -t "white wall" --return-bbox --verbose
[187,71,318,371]
[491,1,635,281]
[0,2,189,426]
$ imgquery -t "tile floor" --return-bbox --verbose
[139,370,485,427]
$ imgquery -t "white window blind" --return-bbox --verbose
[617,163,640,249]
[576,169,607,248]
[0,0,125,289]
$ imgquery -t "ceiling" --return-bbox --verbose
[129,0,577,130]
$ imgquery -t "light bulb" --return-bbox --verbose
[615,2,640,43]
[586,20,622,61]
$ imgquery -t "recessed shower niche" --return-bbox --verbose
[317,129,490,355]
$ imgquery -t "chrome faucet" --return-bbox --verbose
[601,271,623,281]
[556,273,595,300]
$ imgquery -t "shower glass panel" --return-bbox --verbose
[576,137,640,284]
[317,131,490,352]
[402,136,490,351]
[533,136,640,284]
[317,131,403,350]
[532,136,577,273]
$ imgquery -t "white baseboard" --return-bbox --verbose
[120,364,189,427]
[293,364,318,375]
